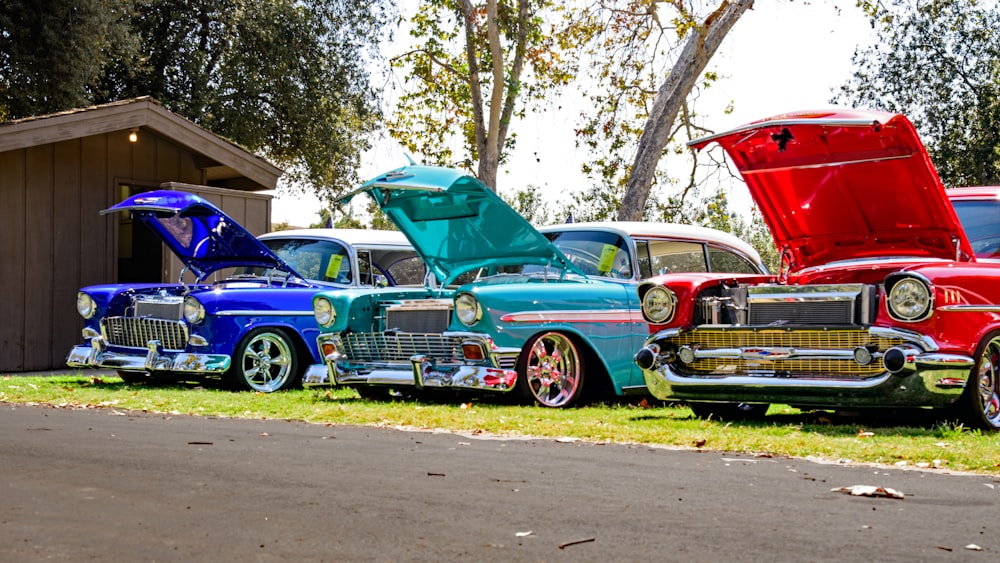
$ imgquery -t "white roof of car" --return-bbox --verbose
[540,221,764,265]
[258,228,413,248]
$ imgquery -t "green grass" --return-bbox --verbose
[3,373,1000,475]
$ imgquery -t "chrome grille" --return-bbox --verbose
[134,296,184,320]
[102,317,188,351]
[342,333,463,363]
[749,301,853,325]
[496,356,516,370]
[385,307,451,333]
[669,328,907,377]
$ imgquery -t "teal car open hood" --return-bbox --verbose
[342,166,584,285]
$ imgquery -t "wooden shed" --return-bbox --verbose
[0,97,284,372]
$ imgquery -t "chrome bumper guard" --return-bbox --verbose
[66,335,231,374]
[635,326,975,408]
[311,332,519,392]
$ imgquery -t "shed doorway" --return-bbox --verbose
[116,183,164,283]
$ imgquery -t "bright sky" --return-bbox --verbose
[268,1,876,227]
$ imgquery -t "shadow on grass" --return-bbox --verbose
[75,374,213,392]
[656,406,966,438]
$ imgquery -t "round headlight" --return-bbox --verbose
[642,286,676,324]
[183,296,205,324]
[887,277,932,321]
[313,297,336,328]
[455,293,482,326]
[77,292,96,319]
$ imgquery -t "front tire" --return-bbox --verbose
[515,332,584,408]
[224,328,299,392]
[689,402,769,422]
[958,334,1000,430]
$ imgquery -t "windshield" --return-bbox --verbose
[243,238,353,283]
[952,199,1000,258]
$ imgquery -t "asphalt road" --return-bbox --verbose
[2,403,998,562]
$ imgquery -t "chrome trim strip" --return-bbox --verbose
[501,309,644,323]
[214,310,315,316]
[869,326,940,351]
[688,117,884,147]
[938,304,1000,313]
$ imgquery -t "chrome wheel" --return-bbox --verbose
[227,329,298,392]
[963,336,1000,430]
[519,332,583,408]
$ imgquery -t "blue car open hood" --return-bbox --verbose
[102,190,304,281]
[340,165,584,286]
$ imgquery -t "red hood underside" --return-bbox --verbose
[690,109,973,270]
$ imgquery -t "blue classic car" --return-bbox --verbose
[66,190,421,392]
[311,165,768,407]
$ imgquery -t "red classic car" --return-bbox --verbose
[634,110,1000,430]
[948,186,1000,261]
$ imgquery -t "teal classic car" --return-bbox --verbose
[310,165,767,407]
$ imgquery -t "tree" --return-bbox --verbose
[834,0,1000,186]
[558,0,753,222]
[388,0,575,190]
[1,0,392,199]
[0,0,133,120]
[501,183,555,225]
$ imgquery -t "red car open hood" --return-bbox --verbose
[690,109,973,271]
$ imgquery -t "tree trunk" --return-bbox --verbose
[617,0,754,221]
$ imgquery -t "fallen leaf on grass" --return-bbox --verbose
[694,439,706,448]
[637,398,652,409]
[831,485,904,499]
[857,429,875,438]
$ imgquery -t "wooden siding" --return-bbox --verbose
[0,129,272,372]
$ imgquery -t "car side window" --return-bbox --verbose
[634,240,653,279]
[707,246,760,274]
[646,240,708,274]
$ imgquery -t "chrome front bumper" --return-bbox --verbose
[635,326,975,408]
[308,332,519,392]
[66,335,231,374]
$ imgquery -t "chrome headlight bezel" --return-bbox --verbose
[886,275,933,322]
[642,285,677,324]
[76,292,96,319]
[183,295,206,324]
[455,293,482,326]
[313,296,336,328]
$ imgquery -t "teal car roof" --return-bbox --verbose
[342,165,584,286]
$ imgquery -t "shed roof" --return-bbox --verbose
[0,96,282,190]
